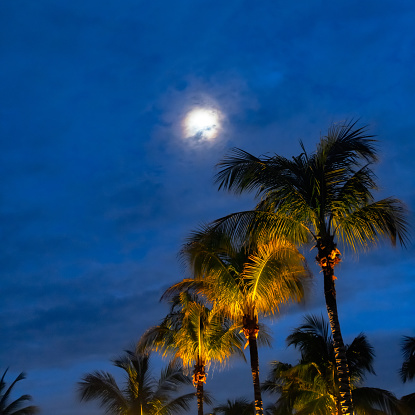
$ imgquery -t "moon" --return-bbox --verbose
[183,108,221,142]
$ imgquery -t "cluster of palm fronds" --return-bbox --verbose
[0,369,38,415]
[78,122,414,415]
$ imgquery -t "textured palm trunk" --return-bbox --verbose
[193,363,206,415]
[196,380,204,415]
[317,238,354,415]
[243,314,264,415]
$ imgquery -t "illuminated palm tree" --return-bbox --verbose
[138,291,245,415]
[0,370,38,415]
[263,315,401,415]
[179,228,310,415]
[78,350,194,415]
[213,121,409,415]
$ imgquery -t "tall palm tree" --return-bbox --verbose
[262,315,401,415]
[138,291,245,415]
[0,370,38,415]
[78,350,194,415]
[212,121,409,415]
[180,229,310,415]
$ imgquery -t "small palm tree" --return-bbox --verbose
[213,121,409,415]
[213,398,254,415]
[263,315,401,415]
[0,369,38,415]
[78,350,194,415]
[180,228,309,415]
[138,291,245,415]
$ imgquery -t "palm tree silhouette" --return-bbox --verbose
[400,336,415,383]
[212,121,409,415]
[78,350,194,415]
[263,315,401,415]
[399,336,415,414]
[0,370,38,415]
[213,397,254,414]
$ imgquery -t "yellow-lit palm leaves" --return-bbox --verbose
[181,229,310,415]
[138,291,245,415]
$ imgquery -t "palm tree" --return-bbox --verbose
[213,397,254,415]
[0,369,38,415]
[213,121,409,415]
[138,291,245,415]
[262,315,401,415]
[179,228,310,415]
[400,336,415,383]
[78,350,194,415]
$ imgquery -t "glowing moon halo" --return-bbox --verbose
[184,108,221,141]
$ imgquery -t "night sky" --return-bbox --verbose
[1,1,415,414]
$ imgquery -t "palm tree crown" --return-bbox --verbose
[138,291,245,415]
[0,369,38,415]
[78,350,194,415]
[215,121,408,251]
[178,227,310,415]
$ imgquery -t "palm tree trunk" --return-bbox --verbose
[196,380,204,415]
[193,363,206,415]
[244,314,264,415]
[317,239,354,415]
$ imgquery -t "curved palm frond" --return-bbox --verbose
[213,397,255,415]
[352,387,401,415]
[0,370,39,415]
[400,336,415,383]
[78,371,128,414]
[78,351,191,415]
[139,292,245,370]
[346,333,375,382]
[334,197,409,252]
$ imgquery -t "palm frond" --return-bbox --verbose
[78,352,194,415]
[160,392,195,415]
[215,148,276,195]
[78,371,129,414]
[0,371,39,415]
[346,333,375,381]
[335,197,410,251]
[318,120,377,168]
[1,395,38,415]
[214,397,255,414]
[400,336,415,383]
[352,387,400,415]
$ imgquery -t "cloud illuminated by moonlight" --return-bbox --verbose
[183,107,222,142]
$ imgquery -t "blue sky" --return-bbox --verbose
[1,0,415,413]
